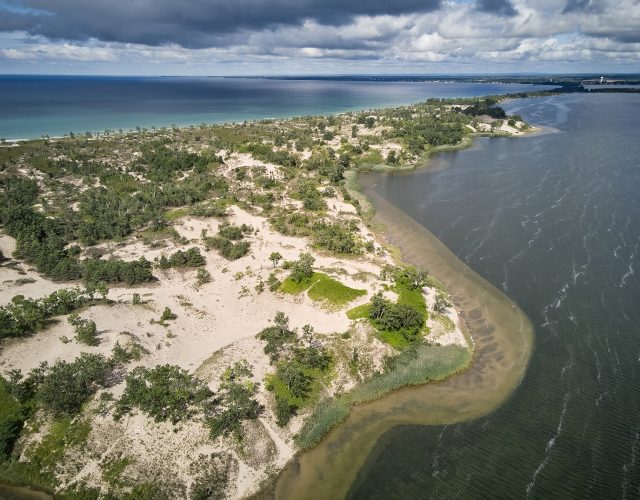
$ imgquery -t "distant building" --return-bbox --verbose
[600,76,604,84]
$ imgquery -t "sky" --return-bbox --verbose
[0,0,638,75]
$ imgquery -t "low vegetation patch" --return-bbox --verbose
[296,343,472,449]
[201,225,252,261]
[279,253,366,308]
[347,266,430,348]
[68,313,98,346]
[307,274,366,308]
[6,353,112,417]
[257,313,333,426]
[206,361,263,441]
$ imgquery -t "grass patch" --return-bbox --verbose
[307,274,366,308]
[279,274,319,294]
[281,273,366,309]
[377,330,413,349]
[394,282,427,316]
[164,207,189,221]
[346,303,370,320]
[296,344,472,449]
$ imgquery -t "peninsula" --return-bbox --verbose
[1,96,530,498]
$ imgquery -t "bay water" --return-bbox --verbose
[349,93,640,499]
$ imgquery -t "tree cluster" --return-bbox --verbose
[115,365,212,424]
[202,225,251,261]
[311,220,360,254]
[370,292,425,341]
[158,247,206,269]
[0,288,92,339]
[257,314,332,426]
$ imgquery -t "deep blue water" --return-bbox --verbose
[350,93,640,498]
[0,76,551,140]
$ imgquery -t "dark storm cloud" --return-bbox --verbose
[476,0,517,16]
[0,0,442,48]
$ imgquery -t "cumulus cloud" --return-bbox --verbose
[0,0,441,48]
[0,0,638,72]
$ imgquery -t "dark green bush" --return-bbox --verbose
[0,378,24,459]
[0,288,91,339]
[68,313,98,346]
[36,353,112,416]
[206,361,263,441]
[257,312,297,362]
[289,253,315,283]
[158,248,206,269]
[115,365,212,424]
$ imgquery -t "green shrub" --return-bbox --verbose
[82,257,154,286]
[160,307,177,322]
[370,292,425,340]
[196,268,212,285]
[257,312,297,362]
[289,253,315,283]
[311,220,360,254]
[68,313,98,346]
[275,395,297,427]
[0,288,91,339]
[218,224,251,240]
[111,341,148,365]
[36,353,112,416]
[115,365,212,424]
[267,272,281,292]
[206,361,263,441]
[276,361,312,399]
[189,201,228,218]
[203,229,251,261]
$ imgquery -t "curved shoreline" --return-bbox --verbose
[273,166,535,499]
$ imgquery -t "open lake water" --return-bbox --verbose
[348,93,640,499]
[0,76,549,140]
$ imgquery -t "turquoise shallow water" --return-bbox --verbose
[0,76,551,140]
[349,93,640,499]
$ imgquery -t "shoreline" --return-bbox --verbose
[272,144,535,499]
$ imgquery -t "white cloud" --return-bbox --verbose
[0,0,638,73]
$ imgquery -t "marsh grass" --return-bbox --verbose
[295,343,472,449]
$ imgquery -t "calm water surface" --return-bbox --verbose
[0,76,550,140]
[350,94,640,498]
